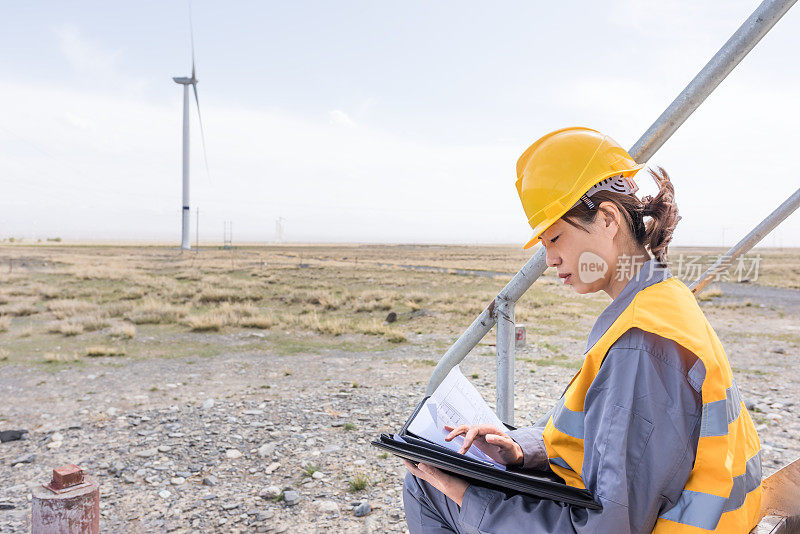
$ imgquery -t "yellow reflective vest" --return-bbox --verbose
[542,276,762,533]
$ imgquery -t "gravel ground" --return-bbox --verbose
[2,298,799,532]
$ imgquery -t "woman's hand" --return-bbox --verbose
[403,459,469,507]
[444,424,524,466]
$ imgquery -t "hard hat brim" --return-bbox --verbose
[523,235,539,250]
[520,164,644,250]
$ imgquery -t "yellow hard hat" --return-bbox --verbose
[516,127,644,249]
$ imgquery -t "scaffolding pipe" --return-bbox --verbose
[689,186,800,294]
[495,298,516,424]
[425,0,798,423]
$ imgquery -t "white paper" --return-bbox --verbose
[407,365,507,470]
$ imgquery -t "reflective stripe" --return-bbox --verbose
[722,452,762,513]
[659,451,761,529]
[700,382,743,437]
[549,457,574,471]
[659,490,726,530]
[551,397,585,439]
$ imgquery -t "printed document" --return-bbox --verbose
[407,365,508,470]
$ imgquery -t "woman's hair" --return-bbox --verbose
[561,167,680,265]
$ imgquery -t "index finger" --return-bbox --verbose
[444,424,472,441]
[459,427,482,455]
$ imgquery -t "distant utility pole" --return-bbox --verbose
[223,220,233,250]
[275,217,285,243]
[195,208,200,253]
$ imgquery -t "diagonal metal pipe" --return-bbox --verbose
[425,0,798,420]
[689,186,800,294]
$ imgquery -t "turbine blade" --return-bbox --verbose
[192,83,211,182]
[189,0,196,79]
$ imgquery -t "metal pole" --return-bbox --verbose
[181,84,191,250]
[425,0,797,397]
[195,207,199,253]
[689,186,800,294]
[495,298,516,424]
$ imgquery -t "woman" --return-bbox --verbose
[402,127,762,533]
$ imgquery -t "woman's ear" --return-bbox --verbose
[598,202,621,239]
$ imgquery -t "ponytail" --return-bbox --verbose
[639,167,680,265]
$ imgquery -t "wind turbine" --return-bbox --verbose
[173,11,210,250]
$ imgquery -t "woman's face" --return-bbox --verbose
[538,207,621,295]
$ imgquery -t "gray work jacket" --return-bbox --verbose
[458,260,704,534]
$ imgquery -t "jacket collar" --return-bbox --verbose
[584,258,672,353]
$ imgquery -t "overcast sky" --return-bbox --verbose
[2,0,799,247]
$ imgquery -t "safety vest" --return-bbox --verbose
[542,276,762,533]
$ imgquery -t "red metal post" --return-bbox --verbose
[31,465,99,534]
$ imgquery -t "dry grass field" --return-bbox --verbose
[0,243,606,367]
[1,243,795,369]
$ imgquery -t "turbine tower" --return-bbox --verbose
[173,10,209,250]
